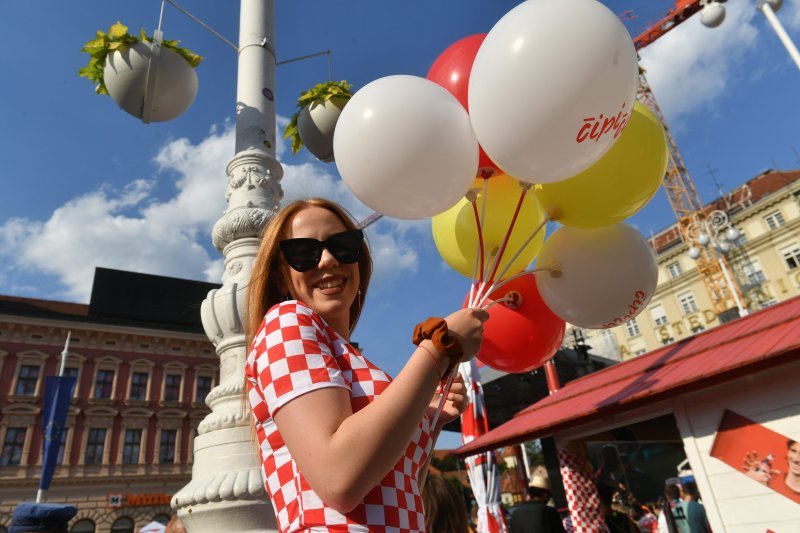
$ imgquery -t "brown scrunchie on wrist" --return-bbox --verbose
[412,317,463,375]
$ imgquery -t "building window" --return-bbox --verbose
[159,429,177,464]
[0,427,27,466]
[764,210,785,230]
[667,261,682,279]
[780,243,800,270]
[742,259,766,285]
[164,374,182,402]
[122,429,142,465]
[625,319,641,337]
[153,514,170,526]
[15,365,40,396]
[195,376,212,404]
[71,520,96,533]
[129,372,149,401]
[84,428,106,465]
[63,367,80,398]
[678,291,699,314]
[56,428,69,465]
[110,517,134,533]
[633,348,647,356]
[93,370,114,399]
[649,304,668,326]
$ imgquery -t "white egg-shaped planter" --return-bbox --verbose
[296,97,348,162]
[104,41,198,123]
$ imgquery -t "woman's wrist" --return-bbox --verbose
[418,340,449,381]
[412,317,462,374]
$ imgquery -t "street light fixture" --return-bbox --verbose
[686,210,749,317]
[700,0,800,72]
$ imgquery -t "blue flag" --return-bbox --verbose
[40,376,76,491]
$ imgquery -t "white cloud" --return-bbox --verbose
[0,120,422,302]
[787,0,800,29]
[639,2,760,123]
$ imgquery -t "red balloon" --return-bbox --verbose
[427,34,500,179]
[474,274,565,373]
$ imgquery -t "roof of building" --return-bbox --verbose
[649,168,800,255]
[456,294,800,457]
[0,267,219,334]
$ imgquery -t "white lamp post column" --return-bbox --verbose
[172,0,282,531]
[758,0,800,72]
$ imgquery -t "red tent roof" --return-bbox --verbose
[456,295,800,457]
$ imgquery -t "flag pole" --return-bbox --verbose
[36,331,75,503]
[58,331,71,377]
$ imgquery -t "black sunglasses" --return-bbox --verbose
[279,229,364,272]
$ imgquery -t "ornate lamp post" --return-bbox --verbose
[170,0,282,530]
[686,210,749,318]
[701,0,800,72]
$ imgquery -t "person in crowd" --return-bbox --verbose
[165,516,187,533]
[244,199,487,532]
[597,485,638,533]
[629,504,657,532]
[559,509,574,533]
[509,475,565,533]
[657,484,687,533]
[422,474,470,533]
[680,482,710,533]
[640,503,660,532]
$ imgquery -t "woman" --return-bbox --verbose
[245,198,488,532]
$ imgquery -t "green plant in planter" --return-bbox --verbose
[283,80,353,155]
[79,21,204,96]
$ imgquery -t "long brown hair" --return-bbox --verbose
[245,198,373,349]
[423,474,469,533]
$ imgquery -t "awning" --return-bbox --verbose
[456,295,800,457]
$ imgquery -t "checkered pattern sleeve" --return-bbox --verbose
[251,300,350,417]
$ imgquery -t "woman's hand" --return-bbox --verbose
[742,450,779,485]
[428,372,470,430]
[445,307,489,361]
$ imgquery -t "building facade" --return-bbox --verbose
[0,269,219,533]
[569,168,800,360]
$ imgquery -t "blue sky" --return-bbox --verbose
[1,0,799,448]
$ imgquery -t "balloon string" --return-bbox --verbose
[481,295,514,310]
[475,186,529,305]
[430,366,459,431]
[475,216,549,308]
[468,180,491,309]
[467,198,485,309]
[473,201,486,283]
[474,266,556,309]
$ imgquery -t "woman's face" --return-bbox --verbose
[788,442,800,477]
[282,206,360,334]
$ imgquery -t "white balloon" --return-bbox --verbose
[468,0,638,184]
[334,75,478,219]
[536,224,658,329]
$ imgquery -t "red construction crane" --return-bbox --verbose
[633,0,747,318]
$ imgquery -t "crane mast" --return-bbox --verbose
[634,0,746,317]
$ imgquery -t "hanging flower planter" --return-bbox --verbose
[284,81,353,162]
[79,22,203,123]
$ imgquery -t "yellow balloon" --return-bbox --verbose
[432,174,546,279]
[533,102,668,228]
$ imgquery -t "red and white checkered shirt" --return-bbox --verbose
[246,301,434,533]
